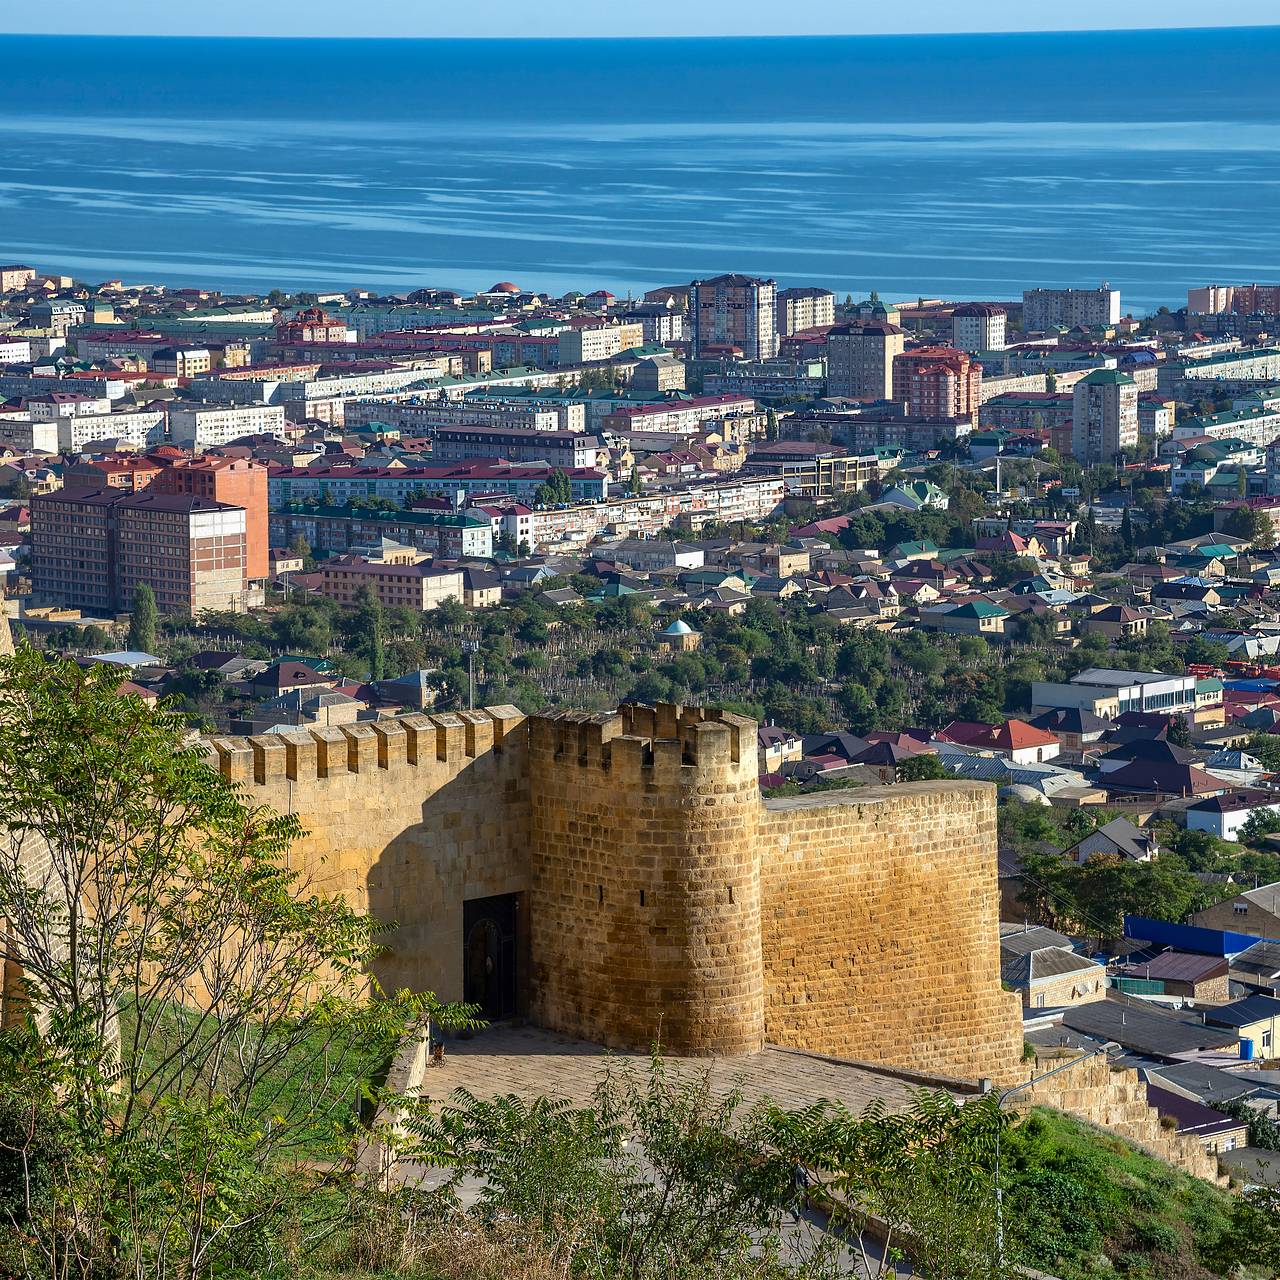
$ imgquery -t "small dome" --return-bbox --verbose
[998,784,1050,805]
[662,619,696,635]
[488,281,520,294]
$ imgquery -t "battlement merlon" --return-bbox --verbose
[204,704,527,785]
[528,703,756,785]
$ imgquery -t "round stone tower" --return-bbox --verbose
[528,704,764,1056]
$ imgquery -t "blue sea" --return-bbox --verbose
[0,27,1278,310]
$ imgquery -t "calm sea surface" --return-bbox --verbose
[0,28,1278,309]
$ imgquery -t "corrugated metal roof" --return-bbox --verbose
[1121,950,1227,984]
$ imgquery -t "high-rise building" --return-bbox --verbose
[951,303,1007,353]
[892,347,982,424]
[115,492,249,616]
[826,321,905,401]
[31,487,252,616]
[689,274,778,359]
[1023,285,1121,332]
[775,287,836,337]
[1070,368,1138,465]
[1188,284,1280,317]
[29,488,120,615]
[150,455,270,581]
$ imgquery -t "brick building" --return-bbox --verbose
[31,487,252,615]
[316,557,465,611]
[150,455,269,581]
[892,347,982,424]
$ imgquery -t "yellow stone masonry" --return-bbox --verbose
[204,702,1023,1082]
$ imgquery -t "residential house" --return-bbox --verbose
[1230,938,1280,995]
[1000,930,1107,1010]
[1082,604,1148,640]
[1062,997,1240,1062]
[1191,882,1280,941]
[378,668,443,710]
[878,480,949,511]
[918,598,1010,638]
[1203,994,1280,1061]
[1118,951,1230,1002]
[461,566,502,608]
[758,724,803,774]
[1028,706,1109,757]
[1143,1084,1249,1155]
[243,688,363,735]
[1063,816,1161,864]
[1187,790,1280,842]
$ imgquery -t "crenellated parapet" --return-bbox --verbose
[528,703,756,792]
[206,705,527,786]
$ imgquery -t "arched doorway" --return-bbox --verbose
[463,894,519,1020]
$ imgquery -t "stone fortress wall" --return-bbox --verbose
[205,702,1023,1082]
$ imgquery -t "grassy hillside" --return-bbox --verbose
[1004,1108,1237,1280]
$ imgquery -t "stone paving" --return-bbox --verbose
[419,1023,946,1114]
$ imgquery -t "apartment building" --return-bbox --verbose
[30,488,120,614]
[951,303,1007,353]
[689,274,778,359]
[432,425,602,469]
[1188,284,1280,317]
[0,338,31,365]
[0,265,36,293]
[892,347,982,424]
[115,492,249,615]
[167,401,287,448]
[826,321,904,401]
[557,320,644,365]
[150,455,270,580]
[742,441,876,497]
[622,303,687,345]
[150,347,212,377]
[268,506,494,561]
[775,287,836,337]
[31,487,252,615]
[317,557,465,611]
[28,300,86,335]
[600,394,760,436]
[1070,368,1138,465]
[1023,285,1121,332]
[343,396,585,434]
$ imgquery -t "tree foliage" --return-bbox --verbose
[127,583,158,656]
[0,648,475,1278]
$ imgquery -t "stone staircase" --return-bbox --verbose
[1016,1051,1228,1185]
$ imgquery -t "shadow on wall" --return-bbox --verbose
[365,735,531,1006]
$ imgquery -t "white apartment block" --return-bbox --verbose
[557,322,644,365]
[167,401,287,449]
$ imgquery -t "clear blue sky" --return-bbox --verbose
[3,0,1278,37]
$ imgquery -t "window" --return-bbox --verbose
[1264,1030,1273,1051]
[1235,904,1249,915]
[1034,994,1045,1008]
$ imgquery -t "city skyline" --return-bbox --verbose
[2,1,1278,38]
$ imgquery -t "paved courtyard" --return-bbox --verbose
[418,1023,944,1114]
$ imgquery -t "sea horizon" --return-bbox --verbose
[0,27,1276,307]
